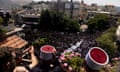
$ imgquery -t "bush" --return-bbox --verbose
[59,52,84,72]
[67,56,84,71]
[33,38,48,47]
[0,26,7,41]
[96,27,117,58]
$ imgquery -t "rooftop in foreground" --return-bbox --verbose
[0,35,28,48]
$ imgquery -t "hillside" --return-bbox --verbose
[0,0,32,9]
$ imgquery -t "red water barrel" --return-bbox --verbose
[85,47,109,70]
[40,45,56,61]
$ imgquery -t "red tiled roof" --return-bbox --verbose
[0,35,28,49]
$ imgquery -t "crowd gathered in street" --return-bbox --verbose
[0,29,100,72]
[24,29,98,57]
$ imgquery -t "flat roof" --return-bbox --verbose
[6,28,23,35]
[88,11,111,14]
[21,15,40,18]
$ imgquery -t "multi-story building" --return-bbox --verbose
[103,5,116,14]
[50,1,81,19]
[64,1,80,19]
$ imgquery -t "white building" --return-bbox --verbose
[11,0,33,5]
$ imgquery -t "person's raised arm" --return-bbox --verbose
[29,46,38,69]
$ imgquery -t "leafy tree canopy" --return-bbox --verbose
[96,27,117,58]
[33,38,48,47]
[39,10,80,32]
[87,14,109,33]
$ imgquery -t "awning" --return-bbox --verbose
[0,35,28,49]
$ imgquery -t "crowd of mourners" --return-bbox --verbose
[24,29,98,56]
[32,30,98,56]
[0,29,100,72]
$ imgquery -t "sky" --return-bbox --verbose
[33,0,120,6]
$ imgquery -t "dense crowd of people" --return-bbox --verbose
[24,29,98,57]
[0,27,100,72]
[37,31,97,56]
[0,6,119,72]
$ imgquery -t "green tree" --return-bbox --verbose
[96,27,117,58]
[32,38,48,53]
[39,10,80,32]
[65,19,80,32]
[0,16,3,24]
[33,38,48,47]
[0,26,6,41]
[87,14,109,32]
[39,10,53,30]
[117,18,120,25]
